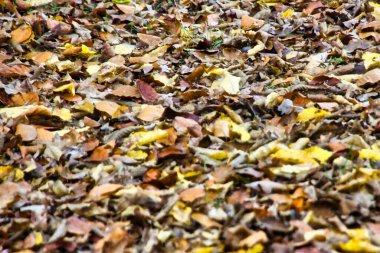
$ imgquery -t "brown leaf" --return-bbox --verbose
[111,85,140,98]
[87,183,124,202]
[185,65,206,82]
[173,116,202,137]
[180,187,205,202]
[93,225,129,253]
[136,79,158,102]
[358,68,380,86]
[16,124,37,141]
[304,1,325,15]
[116,4,135,15]
[46,19,72,35]
[212,165,234,183]
[137,33,162,47]
[162,16,181,36]
[137,105,165,121]
[0,64,30,77]
[66,217,94,235]
[191,212,221,228]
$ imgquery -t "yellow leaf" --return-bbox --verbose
[359,149,380,161]
[297,107,330,122]
[53,82,75,95]
[248,140,284,162]
[346,228,370,240]
[52,108,72,121]
[304,146,332,163]
[217,115,250,142]
[0,166,24,181]
[339,238,380,253]
[281,8,294,18]
[248,40,265,57]
[192,247,219,253]
[73,100,94,114]
[362,52,380,69]
[169,201,192,225]
[35,232,43,245]
[192,146,228,160]
[369,2,380,20]
[228,244,265,253]
[80,44,96,57]
[183,171,202,178]
[126,150,148,160]
[64,43,96,58]
[130,129,169,148]
[271,148,317,164]
[211,71,241,95]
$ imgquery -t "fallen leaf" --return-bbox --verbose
[136,79,158,102]
[296,107,331,122]
[211,71,241,95]
[129,129,169,148]
[358,68,380,86]
[16,124,37,141]
[112,85,140,98]
[241,16,265,30]
[113,43,135,55]
[180,187,205,202]
[87,184,124,202]
[95,101,120,117]
[137,104,165,121]
[11,25,34,43]
[362,52,380,69]
[129,45,169,64]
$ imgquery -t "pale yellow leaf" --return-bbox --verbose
[113,43,135,55]
[211,72,241,95]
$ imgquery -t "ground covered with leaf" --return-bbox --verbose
[1,0,380,252]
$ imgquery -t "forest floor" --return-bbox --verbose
[1,0,380,252]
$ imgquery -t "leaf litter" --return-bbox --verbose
[0,0,380,253]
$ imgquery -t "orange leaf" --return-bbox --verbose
[241,16,264,30]
[11,92,39,106]
[11,25,34,43]
[180,187,205,202]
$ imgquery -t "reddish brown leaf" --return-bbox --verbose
[136,79,158,102]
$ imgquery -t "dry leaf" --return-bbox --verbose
[16,124,37,141]
[136,79,158,102]
[95,101,120,117]
[11,25,34,44]
[137,105,165,121]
